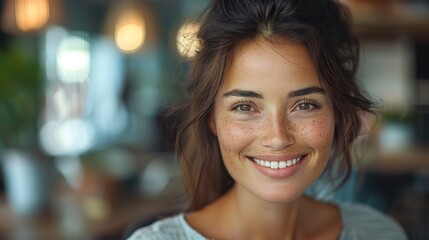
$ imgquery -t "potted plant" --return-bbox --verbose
[0,43,43,148]
[0,41,50,216]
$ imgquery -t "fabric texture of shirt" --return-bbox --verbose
[127,203,408,240]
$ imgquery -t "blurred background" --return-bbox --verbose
[0,0,428,239]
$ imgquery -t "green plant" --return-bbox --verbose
[0,44,43,149]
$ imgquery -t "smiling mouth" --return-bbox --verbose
[251,156,303,169]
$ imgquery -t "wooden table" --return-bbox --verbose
[0,176,187,240]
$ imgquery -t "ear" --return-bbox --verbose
[208,113,217,136]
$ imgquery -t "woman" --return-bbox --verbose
[129,0,407,239]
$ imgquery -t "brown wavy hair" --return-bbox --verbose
[167,0,377,211]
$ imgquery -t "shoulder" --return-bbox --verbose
[126,213,192,240]
[339,203,408,240]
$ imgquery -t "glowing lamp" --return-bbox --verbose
[15,0,49,31]
[176,22,200,59]
[114,9,145,54]
[1,0,62,34]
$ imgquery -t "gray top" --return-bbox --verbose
[128,203,407,240]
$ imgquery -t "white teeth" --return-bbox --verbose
[253,157,302,169]
[270,162,278,169]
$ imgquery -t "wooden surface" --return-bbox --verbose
[346,0,429,40]
[375,147,429,173]
[0,176,186,240]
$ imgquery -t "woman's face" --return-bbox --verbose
[209,39,336,203]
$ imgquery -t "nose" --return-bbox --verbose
[260,113,295,150]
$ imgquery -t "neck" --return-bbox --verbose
[220,185,304,240]
[188,185,341,240]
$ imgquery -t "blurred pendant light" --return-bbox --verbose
[16,0,49,31]
[114,7,145,54]
[104,1,158,54]
[1,0,63,34]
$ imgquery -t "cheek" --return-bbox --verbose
[294,115,335,179]
[294,114,335,157]
[215,118,256,176]
[216,119,255,154]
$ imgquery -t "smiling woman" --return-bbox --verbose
[127,0,407,239]
[207,40,336,205]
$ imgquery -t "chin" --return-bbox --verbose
[252,184,307,204]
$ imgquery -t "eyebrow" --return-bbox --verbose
[222,86,325,99]
[223,89,263,98]
[288,86,325,97]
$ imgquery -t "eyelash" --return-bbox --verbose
[230,99,321,114]
[293,99,321,111]
[231,100,255,114]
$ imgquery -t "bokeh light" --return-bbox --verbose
[176,21,200,59]
[114,9,145,54]
[15,0,49,31]
[57,36,90,83]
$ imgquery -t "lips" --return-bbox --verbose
[247,154,306,179]
[252,156,302,169]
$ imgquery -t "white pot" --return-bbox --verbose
[1,149,52,216]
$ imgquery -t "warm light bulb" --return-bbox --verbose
[15,0,49,31]
[176,22,200,59]
[115,9,145,54]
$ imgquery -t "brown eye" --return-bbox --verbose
[293,100,321,112]
[238,104,253,112]
[231,100,257,115]
[298,103,311,110]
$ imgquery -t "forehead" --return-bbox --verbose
[222,38,322,90]
[234,38,314,69]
